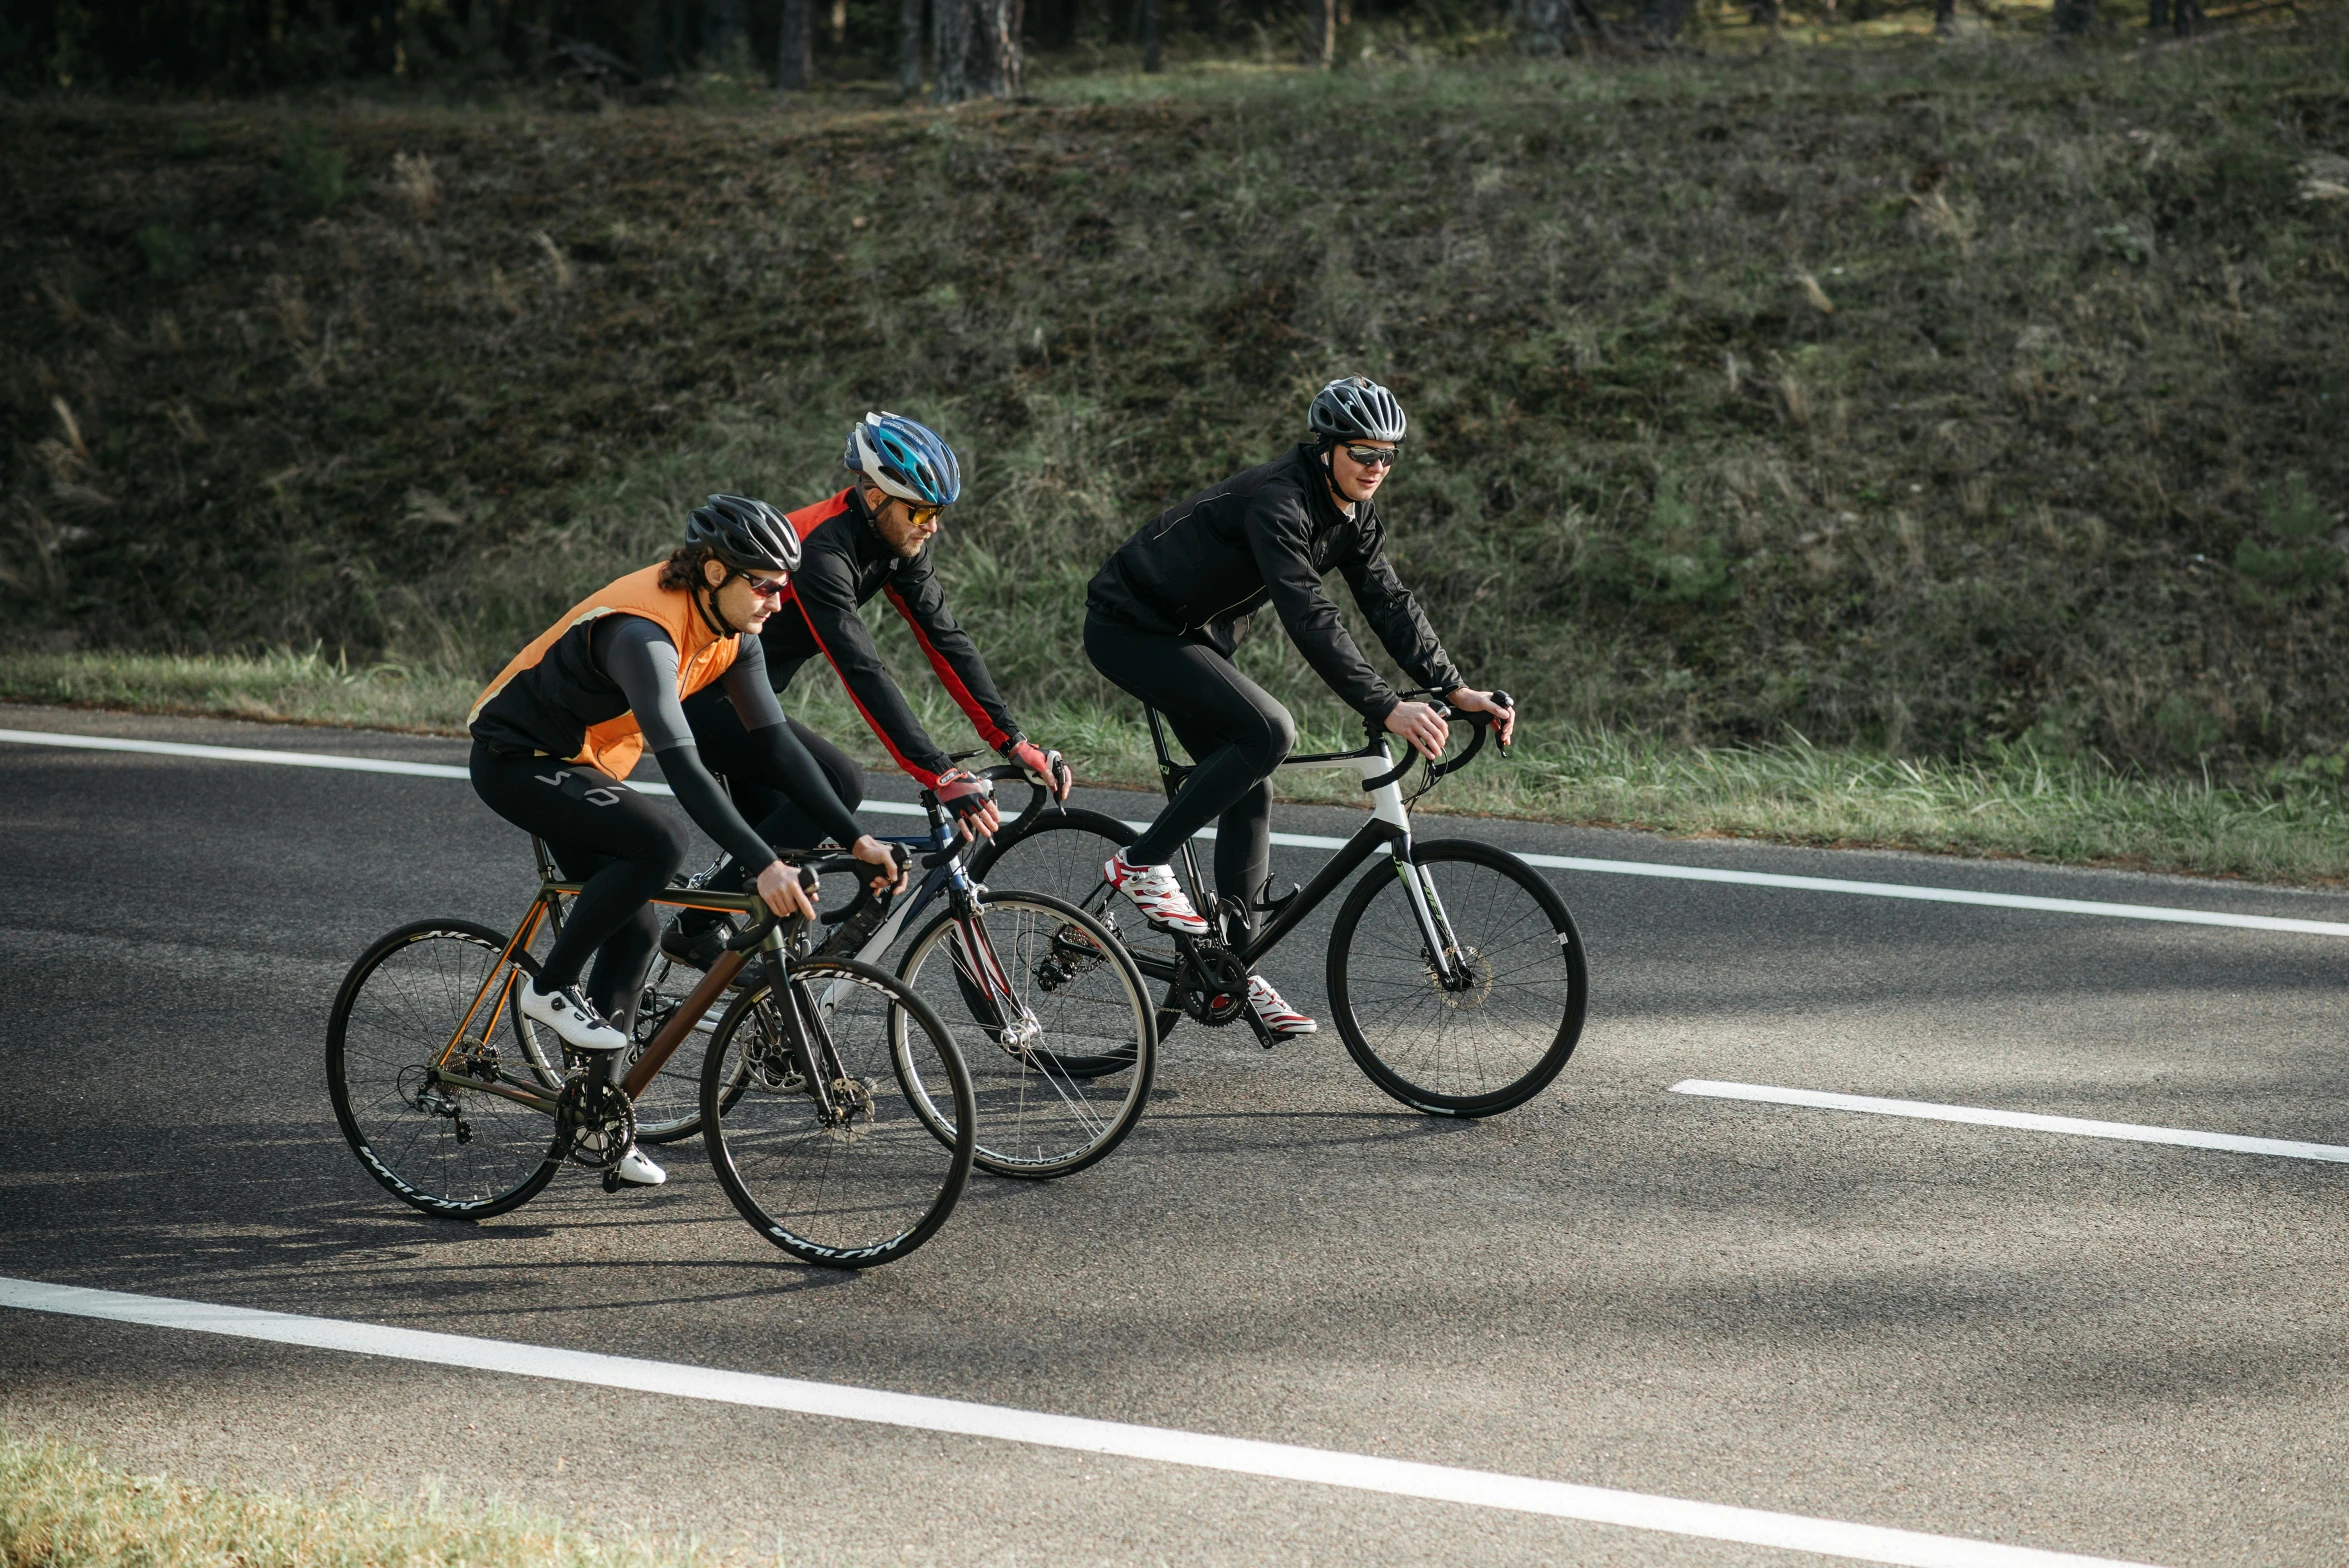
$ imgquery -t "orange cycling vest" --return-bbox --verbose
[467,564,741,780]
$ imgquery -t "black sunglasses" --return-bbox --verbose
[1340,444,1401,468]
[731,571,789,599]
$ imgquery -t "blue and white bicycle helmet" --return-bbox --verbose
[843,412,962,507]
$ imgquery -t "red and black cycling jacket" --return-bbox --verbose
[761,487,1024,790]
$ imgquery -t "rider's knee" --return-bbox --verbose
[1254,704,1297,771]
[644,813,693,880]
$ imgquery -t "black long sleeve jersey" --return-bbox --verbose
[1084,442,1465,719]
[761,486,1025,789]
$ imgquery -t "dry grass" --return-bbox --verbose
[0,1430,704,1568]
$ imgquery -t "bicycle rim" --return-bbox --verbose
[701,957,974,1268]
[897,892,1155,1180]
[327,919,563,1218]
[1327,840,1587,1117]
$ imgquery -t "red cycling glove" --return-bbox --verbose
[1004,739,1073,800]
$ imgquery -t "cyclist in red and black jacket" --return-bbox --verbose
[668,413,1074,966]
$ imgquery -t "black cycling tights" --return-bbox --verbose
[470,742,689,1022]
[674,694,865,927]
[1084,615,1296,932]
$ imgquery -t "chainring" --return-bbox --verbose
[559,1076,637,1170]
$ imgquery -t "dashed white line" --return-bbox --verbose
[7,725,2347,937]
[1671,1080,2349,1163]
[0,1277,2165,1568]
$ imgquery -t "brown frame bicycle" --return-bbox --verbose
[325,846,977,1268]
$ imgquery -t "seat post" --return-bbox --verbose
[1143,706,1180,787]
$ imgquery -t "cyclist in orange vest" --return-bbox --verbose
[468,497,904,1185]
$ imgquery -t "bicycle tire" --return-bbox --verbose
[895,891,1155,1180]
[1326,839,1586,1117]
[327,919,564,1219]
[701,956,974,1268]
[970,810,1186,1036]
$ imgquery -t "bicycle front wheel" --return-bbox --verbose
[896,892,1155,1180]
[1327,840,1587,1117]
[327,919,563,1219]
[702,957,974,1268]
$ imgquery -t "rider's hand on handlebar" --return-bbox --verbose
[1004,738,1074,802]
[851,834,909,895]
[754,858,821,922]
[1446,687,1517,748]
[935,768,1001,842]
[1383,699,1451,762]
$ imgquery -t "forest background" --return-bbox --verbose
[3,0,2346,877]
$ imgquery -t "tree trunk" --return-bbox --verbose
[1750,0,1781,27]
[931,0,970,101]
[2168,0,2201,33]
[2050,0,2094,35]
[898,0,923,94]
[1304,0,1333,67]
[1932,0,1953,31]
[831,0,846,45]
[1141,0,1161,72]
[973,0,1021,94]
[705,0,746,57]
[1641,0,1693,44]
[776,0,812,94]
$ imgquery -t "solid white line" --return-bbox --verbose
[0,1277,2161,1568]
[7,725,2346,937]
[1670,1080,2349,1164]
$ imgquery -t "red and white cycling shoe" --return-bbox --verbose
[1102,852,1211,937]
[1246,975,1318,1037]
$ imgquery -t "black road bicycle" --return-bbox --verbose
[639,766,1157,1180]
[326,851,976,1268]
[969,695,1587,1118]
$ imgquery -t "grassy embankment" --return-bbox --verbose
[4,24,2346,877]
[0,1430,699,1568]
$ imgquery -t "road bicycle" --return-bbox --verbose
[326,847,976,1268]
[642,765,1157,1180]
[969,695,1588,1118]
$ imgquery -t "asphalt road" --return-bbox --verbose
[4,702,2348,1568]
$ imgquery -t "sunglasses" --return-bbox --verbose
[735,572,789,600]
[899,503,944,529]
[1340,444,1400,469]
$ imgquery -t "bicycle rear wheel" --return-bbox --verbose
[1326,840,1586,1117]
[896,892,1155,1180]
[702,957,974,1268]
[327,919,563,1219]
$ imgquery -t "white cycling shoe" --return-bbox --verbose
[612,1146,667,1187]
[520,979,629,1053]
[576,1126,668,1188]
[1247,975,1318,1037]
[1102,852,1211,937]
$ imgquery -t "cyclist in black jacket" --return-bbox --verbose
[667,413,1075,966]
[1085,376,1516,1038]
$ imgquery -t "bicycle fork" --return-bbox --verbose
[1388,842,1471,987]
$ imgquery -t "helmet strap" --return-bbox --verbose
[693,571,743,639]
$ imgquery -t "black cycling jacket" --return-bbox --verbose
[762,487,1024,789]
[1085,443,1465,720]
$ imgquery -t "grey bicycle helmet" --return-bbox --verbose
[1307,376,1408,444]
[686,495,799,573]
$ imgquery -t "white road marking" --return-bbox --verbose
[1672,1080,2349,1163]
[6,725,2346,938]
[0,1277,2162,1568]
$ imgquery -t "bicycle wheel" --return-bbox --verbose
[701,957,974,1268]
[896,891,1155,1180]
[328,919,563,1219]
[1326,839,1586,1117]
[969,810,1168,969]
